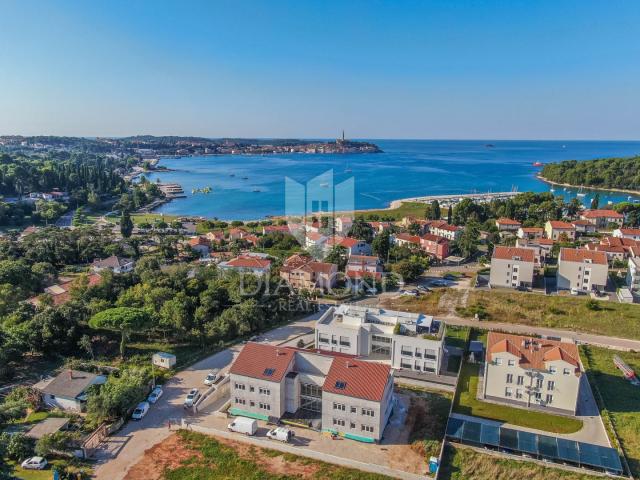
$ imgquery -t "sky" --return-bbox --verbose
[0,0,639,140]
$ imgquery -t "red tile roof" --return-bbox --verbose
[559,248,608,265]
[306,232,325,241]
[395,233,421,244]
[230,343,294,383]
[421,233,448,244]
[492,246,535,262]
[618,228,640,236]
[581,209,623,219]
[224,256,271,269]
[487,332,580,374]
[547,221,575,229]
[496,218,522,225]
[323,357,391,402]
[188,236,210,247]
[571,220,592,226]
[520,227,543,233]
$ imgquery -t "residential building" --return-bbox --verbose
[305,231,328,250]
[544,220,576,241]
[228,227,249,240]
[482,332,583,415]
[229,342,394,442]
[627,257,640,292]
[262,225,290,235]
[367,221,392,236]
[219,255,272,276]
[393,233,421,248]
[613,228,640,241]
[489,246,535,289]
[495,218,522,233]
[334,216,353,235]
[29,273,102,306]
[325,236,371,256]
[345,255,383,288]
[205,230,226,243]
[571,220,597,236]
[579,209,624,229]
[279,254,337,291]
[420,233,449,261]
[517,227,544,240]
[34,370,106,412]
[515,238,553,266]
[315,305,445,375]
[187,236,211,257]
[427,220,462,241]
[557,248,608,292]
[91,255,135,274]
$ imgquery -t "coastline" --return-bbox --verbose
[536,174,640,197]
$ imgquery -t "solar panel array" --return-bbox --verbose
[446,417,623,475]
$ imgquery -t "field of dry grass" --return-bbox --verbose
[464,290,640,340]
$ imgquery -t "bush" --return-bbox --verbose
[585,299,601,311]
[35,431,80,457]
[456,303,489,320]
[6,433,34,461]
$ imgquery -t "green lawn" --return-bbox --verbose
[164,430,393,480]
[581,346,640,477]
[465,290,640,340]
[452,363,583,434]
[444,325,470,350]
[439,444,602,480]
[355,201,428,221]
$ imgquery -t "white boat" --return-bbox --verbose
[550,188,555,193]
[576,187,586,198]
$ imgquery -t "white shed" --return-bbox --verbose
[152,352,176,369]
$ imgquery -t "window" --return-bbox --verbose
[350,422,356,429]
[249,386,255,392]
[563,368,571,375]
[250,401,255,407]
[372,335,391,344]
[534,392,542,401]
[505,387,513,397]
[401,347,413,357]
[334,381,347,390]
[350,406,357,414]
[234,383,245,390]
[515,389,523,399]
[339,336,351,347]
[517,375,524,385]
[401,360,412,369]
[547,381,555,391]
[301,383,322,398]
[495,358,502,366]
[361,408,374,417]
[234,398,246,405]
[536,378,543,389]
[319,334,329,344]
[333,402,346,411]
[361,425,374,433]
[415,348,422,358]
[506,374,513,384]
[259,387,271,395]
[263,368,275,377]
[259,402,271,411]
[333,418,345,427]
[508,359,515,366]
[549,366,557,374]
[546,394,553,404]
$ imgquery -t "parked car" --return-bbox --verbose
[228,417,258,435]
[147,386,163,404]
[183,388,201,408]
[204,370,220,386]
[570,287,581,296]
[21,457,47,470]
[132,401,150,420]
[266,427,294,443]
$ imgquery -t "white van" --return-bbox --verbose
[266,427,293,443]
[227,417,258,435]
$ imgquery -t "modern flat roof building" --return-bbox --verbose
[315,305,445,375]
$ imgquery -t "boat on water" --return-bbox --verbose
[242,176,249,180]
[253,188,261,193]
[576,187,587,198]
[550,188,555,193]
[230,173,235,177]
[532,161,543,167]
[485,144,495,148]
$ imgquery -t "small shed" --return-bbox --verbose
[468,341,485,363]
[152,352,176,369]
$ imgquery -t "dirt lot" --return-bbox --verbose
[124,433,201,480]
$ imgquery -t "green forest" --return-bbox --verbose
[540,156,640,191]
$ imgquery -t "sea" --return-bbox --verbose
[144,140,640,221]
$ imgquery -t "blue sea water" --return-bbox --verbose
[144,140,640,220]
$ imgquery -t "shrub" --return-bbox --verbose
[585,299,601,311]
[6,433,33,461]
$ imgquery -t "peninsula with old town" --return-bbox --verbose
[1,136,640,480]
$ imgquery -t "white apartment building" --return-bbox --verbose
[315,305,445,375]
[557,248,608,293]
[483,332,583,415]
[627,257,640,292]
[489,246,535,289]
[229,342,394,442]
[614,228,640,241]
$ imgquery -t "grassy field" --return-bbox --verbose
[444,325,470,350]
[439,444,602,480]
[465,290,640,340]
[581,346,640,477]
[453,362,583,434]
[381,288,461,316]
[163,430,394,480]
[355,201,428,221]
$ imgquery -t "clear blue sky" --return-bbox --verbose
[1,0,639,139]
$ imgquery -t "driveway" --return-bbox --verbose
[93,313,321,480]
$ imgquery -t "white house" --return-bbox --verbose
[91,256,135,274]
[613,228,640,241]
[34,370,106,412]
[218,255,272,276]
[557,248,608,292]
[334,216,353,235]
[489,246,535,289]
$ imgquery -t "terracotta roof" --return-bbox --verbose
[224,256,271,269]
[395,233,421,244]
[306,232,326,241]
[520,227,543,233]
[339,237,360,248]
[538,238,554,245]
[547,221,575,229]
[429,220,460,232]
[421,233,448,244]
[492,246,535,262]
[346,270,382,279]
[559,248,608,265]
[230,343,294,383]
[487,332,581,374]
[496,218,522,225]
[618,228,640,236]
[581,209,623,219]
[244,234,259,244]
[348,255,380,263]
[323,357,391,402]
[188,236,210,247]
[571,220,592,226]
[263,225,290,233]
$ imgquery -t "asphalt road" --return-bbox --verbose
[93,313,320,480]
